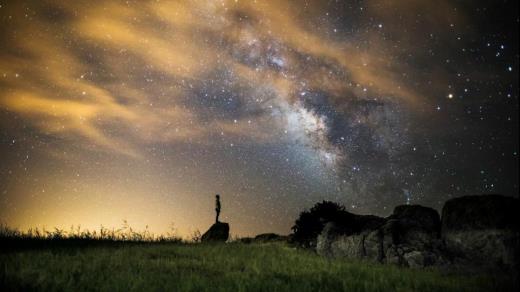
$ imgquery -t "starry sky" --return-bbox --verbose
[0,0,518,237]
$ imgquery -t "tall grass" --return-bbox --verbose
[0,221,184,244]
[1,223,517,291]
[1,242,515,291]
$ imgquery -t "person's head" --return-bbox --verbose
[216,194,220,199]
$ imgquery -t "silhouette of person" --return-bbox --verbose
[215,194,221,223]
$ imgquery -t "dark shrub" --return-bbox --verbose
[291,201,386,248]
[291,201,347,248]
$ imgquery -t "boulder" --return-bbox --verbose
[291,201,386,248]
[201,222,229,243]
[330,233,366,259]
[352,214,387,233]
[391,205,441,234]
[403,250,424,267]
[384,205,441,250]
[315,195,519,271]
[441,195,519,270]
[442,194,518,232]
[379,205,444,267]
[385,245,404,265]
[317,204,444,268]
[317,222,343,258]
[316,213,385,259]
[363,229,384,262]
[317,222,372,260]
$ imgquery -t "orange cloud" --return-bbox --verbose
[0,0,450,158]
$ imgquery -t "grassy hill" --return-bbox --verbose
[1,241,514,291]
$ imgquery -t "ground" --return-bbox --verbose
[0,242,515,291]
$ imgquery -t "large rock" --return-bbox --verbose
[363,229,384,262]
[316,222,341,258]
[317,222,367,259]
[201,222,229,242]
[316,195,520,271]
[441,195,519,270]
[317,204,445,268]
[391,205,441,233]
[442,194,518,232]
[403,250,439,269]
[380,205,444,267]
[316,212,385,258]
[352,214,387,234]
[384,205,441,250]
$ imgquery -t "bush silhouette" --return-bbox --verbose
[291,201,347,248]
[291,201,388,248]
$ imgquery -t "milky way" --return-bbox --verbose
[0,0,518,237]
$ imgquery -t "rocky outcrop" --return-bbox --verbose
[385,205,441,248]
[316,195,519,271]
[291,201,386,248]
[317,205,445,268]
[201,222,229,242]
[441,195,519,270]
[317,222,362,259]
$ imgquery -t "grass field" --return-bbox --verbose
[1,241,516,292]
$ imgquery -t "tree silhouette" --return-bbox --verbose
[291,201,347,248]
[291,200,386,248]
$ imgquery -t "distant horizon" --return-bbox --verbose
[3,192,516,238]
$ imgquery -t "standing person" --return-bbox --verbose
[215,194,221,223]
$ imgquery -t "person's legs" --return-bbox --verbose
[216,209,220,223]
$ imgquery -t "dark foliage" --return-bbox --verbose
[291,201,347,248]
[291,201,387,248]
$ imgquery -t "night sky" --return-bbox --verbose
[0,0,518,237]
